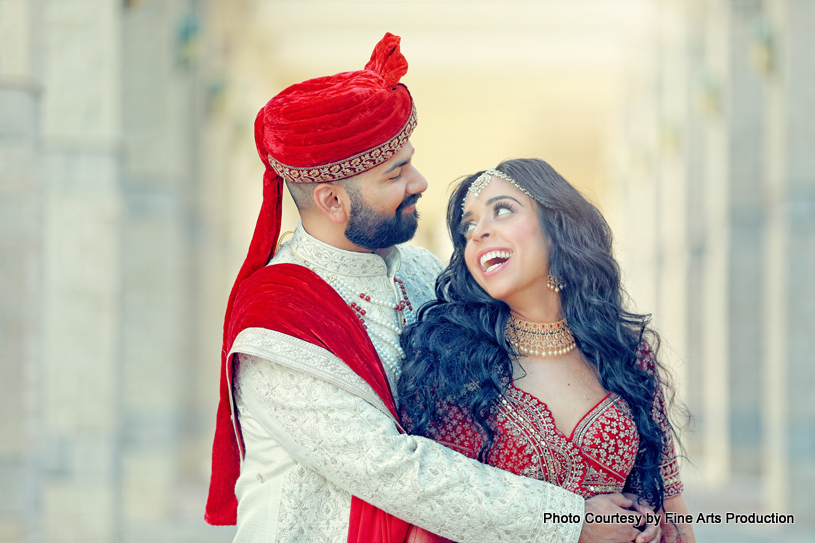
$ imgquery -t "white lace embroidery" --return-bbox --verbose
[269,223,442,386]
[275,465,351,543]
[282,222,397,277]
[231,328,398,427]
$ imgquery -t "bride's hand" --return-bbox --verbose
[579,493,645,543]
[622,493,662,543]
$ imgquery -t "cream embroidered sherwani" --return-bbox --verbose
[229,223,584,543]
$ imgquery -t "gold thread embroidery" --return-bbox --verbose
[268,105,418,184]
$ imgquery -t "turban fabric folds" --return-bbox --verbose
[261,34,415,182]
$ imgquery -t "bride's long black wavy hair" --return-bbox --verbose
[398,158,681,511]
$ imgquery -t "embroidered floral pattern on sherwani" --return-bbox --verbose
[431,342,683,500]
[273,222,433,386]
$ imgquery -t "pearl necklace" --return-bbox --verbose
[288,244,413,376]
[505,316,576,357]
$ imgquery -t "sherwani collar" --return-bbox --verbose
[289,222,402,279]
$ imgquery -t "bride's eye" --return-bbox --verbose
[459,221,476,235]
[494,201,515,216]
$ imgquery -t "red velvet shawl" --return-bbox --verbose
[205,263,411,542]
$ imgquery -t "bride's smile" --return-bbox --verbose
[477,248,513,275]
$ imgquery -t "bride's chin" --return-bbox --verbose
[482,285,515,305]
[470,270,521,303]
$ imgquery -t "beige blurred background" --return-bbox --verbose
[1,0,814,541]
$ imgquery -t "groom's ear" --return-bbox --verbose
[312,183,350,224]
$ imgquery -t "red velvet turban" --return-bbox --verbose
[208,33,417,525]
[260,35,417,184]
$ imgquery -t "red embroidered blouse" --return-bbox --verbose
[428,342,683,500]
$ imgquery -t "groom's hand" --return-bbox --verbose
[578,493,653,543]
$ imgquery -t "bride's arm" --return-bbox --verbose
[632,344,693,543]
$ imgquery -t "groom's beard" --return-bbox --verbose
[345,192,421,250]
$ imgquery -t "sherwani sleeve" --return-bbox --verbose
[236,353,585,543]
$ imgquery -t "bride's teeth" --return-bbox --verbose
[480,250,512,270]
[486,262,501,272]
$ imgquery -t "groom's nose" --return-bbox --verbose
[405,166,428,196]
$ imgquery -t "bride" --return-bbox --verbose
[398,159,695,543]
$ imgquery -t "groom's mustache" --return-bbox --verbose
[397,193,422,213]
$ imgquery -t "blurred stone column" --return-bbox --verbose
[699,0,731,485]
[0,0,42,540]
[119,0,204,537]
[693,0,770,487]
[725,0,767,479]
[763,0,815,521]
[39,1,124,541]
[683,0,708,462]
[653,1,691,420]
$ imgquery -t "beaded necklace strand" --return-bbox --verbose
[288,244,413,376]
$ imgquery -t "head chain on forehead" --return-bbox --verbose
[462,169,534,212]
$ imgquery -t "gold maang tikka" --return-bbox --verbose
[462,169,533,212]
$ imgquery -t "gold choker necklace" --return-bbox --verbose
[505,316,576,357]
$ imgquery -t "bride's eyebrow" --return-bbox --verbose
[485,195,523,206]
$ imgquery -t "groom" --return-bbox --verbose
[206,33,659,543]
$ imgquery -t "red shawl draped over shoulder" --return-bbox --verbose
[206,262,411,543]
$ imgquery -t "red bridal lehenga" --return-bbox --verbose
[406,342,683,543]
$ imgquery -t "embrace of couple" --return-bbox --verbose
[205,33,696,543]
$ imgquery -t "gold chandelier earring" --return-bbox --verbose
[546,274,565,293]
